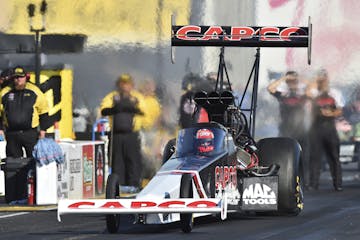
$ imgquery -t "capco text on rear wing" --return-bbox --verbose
[170,16,312,64]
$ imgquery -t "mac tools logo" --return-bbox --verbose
[243,183,277,205]
[241,176,278,210]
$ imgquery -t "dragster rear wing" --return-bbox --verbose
[171,16,312,64]
[57,198,227,222]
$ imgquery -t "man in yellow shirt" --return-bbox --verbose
[139,79,161,130]
[100,74,145,191]
[0,66,50,158]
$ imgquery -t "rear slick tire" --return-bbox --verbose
[257,137,304,215]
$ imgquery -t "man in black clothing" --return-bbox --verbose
[179,91,197,129]
[267,71,307,138]
[0,66,51,158]
[306,70,343,191]
[342,91,360,163]
[179,72,215,129]
[267,71,309,186]
[179,73,204,129]
[100,74,145,190]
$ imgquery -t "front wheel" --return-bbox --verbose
[180,173,194,233]
[257,137,304,215]
[105,173,121,233]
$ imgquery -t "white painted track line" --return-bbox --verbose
[0,212,29,219]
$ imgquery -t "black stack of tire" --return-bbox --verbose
[2,157,35,204]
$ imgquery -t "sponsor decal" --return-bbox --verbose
[242,183,277,205]
[196,128,214,139]
[198,142,214,153]
[316,96,336,108]
[82,145,94,198]
[215,166,240,205]
[174,25,307,42]
[67,200,218,209]
[215,166,237,190]
[57,152,69,199]
[176,25,201,41]
[95,145,105,195]
[114,95,120,101]
[8,93,14,101]
[70,159,81,173]
[196,128,215,153]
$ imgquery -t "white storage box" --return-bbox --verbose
[0,141,7,196]
[36,161,58,205]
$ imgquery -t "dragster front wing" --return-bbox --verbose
[57,198,227,222]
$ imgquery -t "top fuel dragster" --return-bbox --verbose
[58,16,312,234]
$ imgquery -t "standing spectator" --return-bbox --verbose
[267,71,307,138]
[179,72,216,129]
[342,90,360,163]
[179,73,202,129]
[100,74,145,191]
[73,107,91,132]
[0,66,51,157]
[0,68,14,89]
[267,71,309,186]
[306,69,343,191]
[138,79,162,178]
[138,79,161,130]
